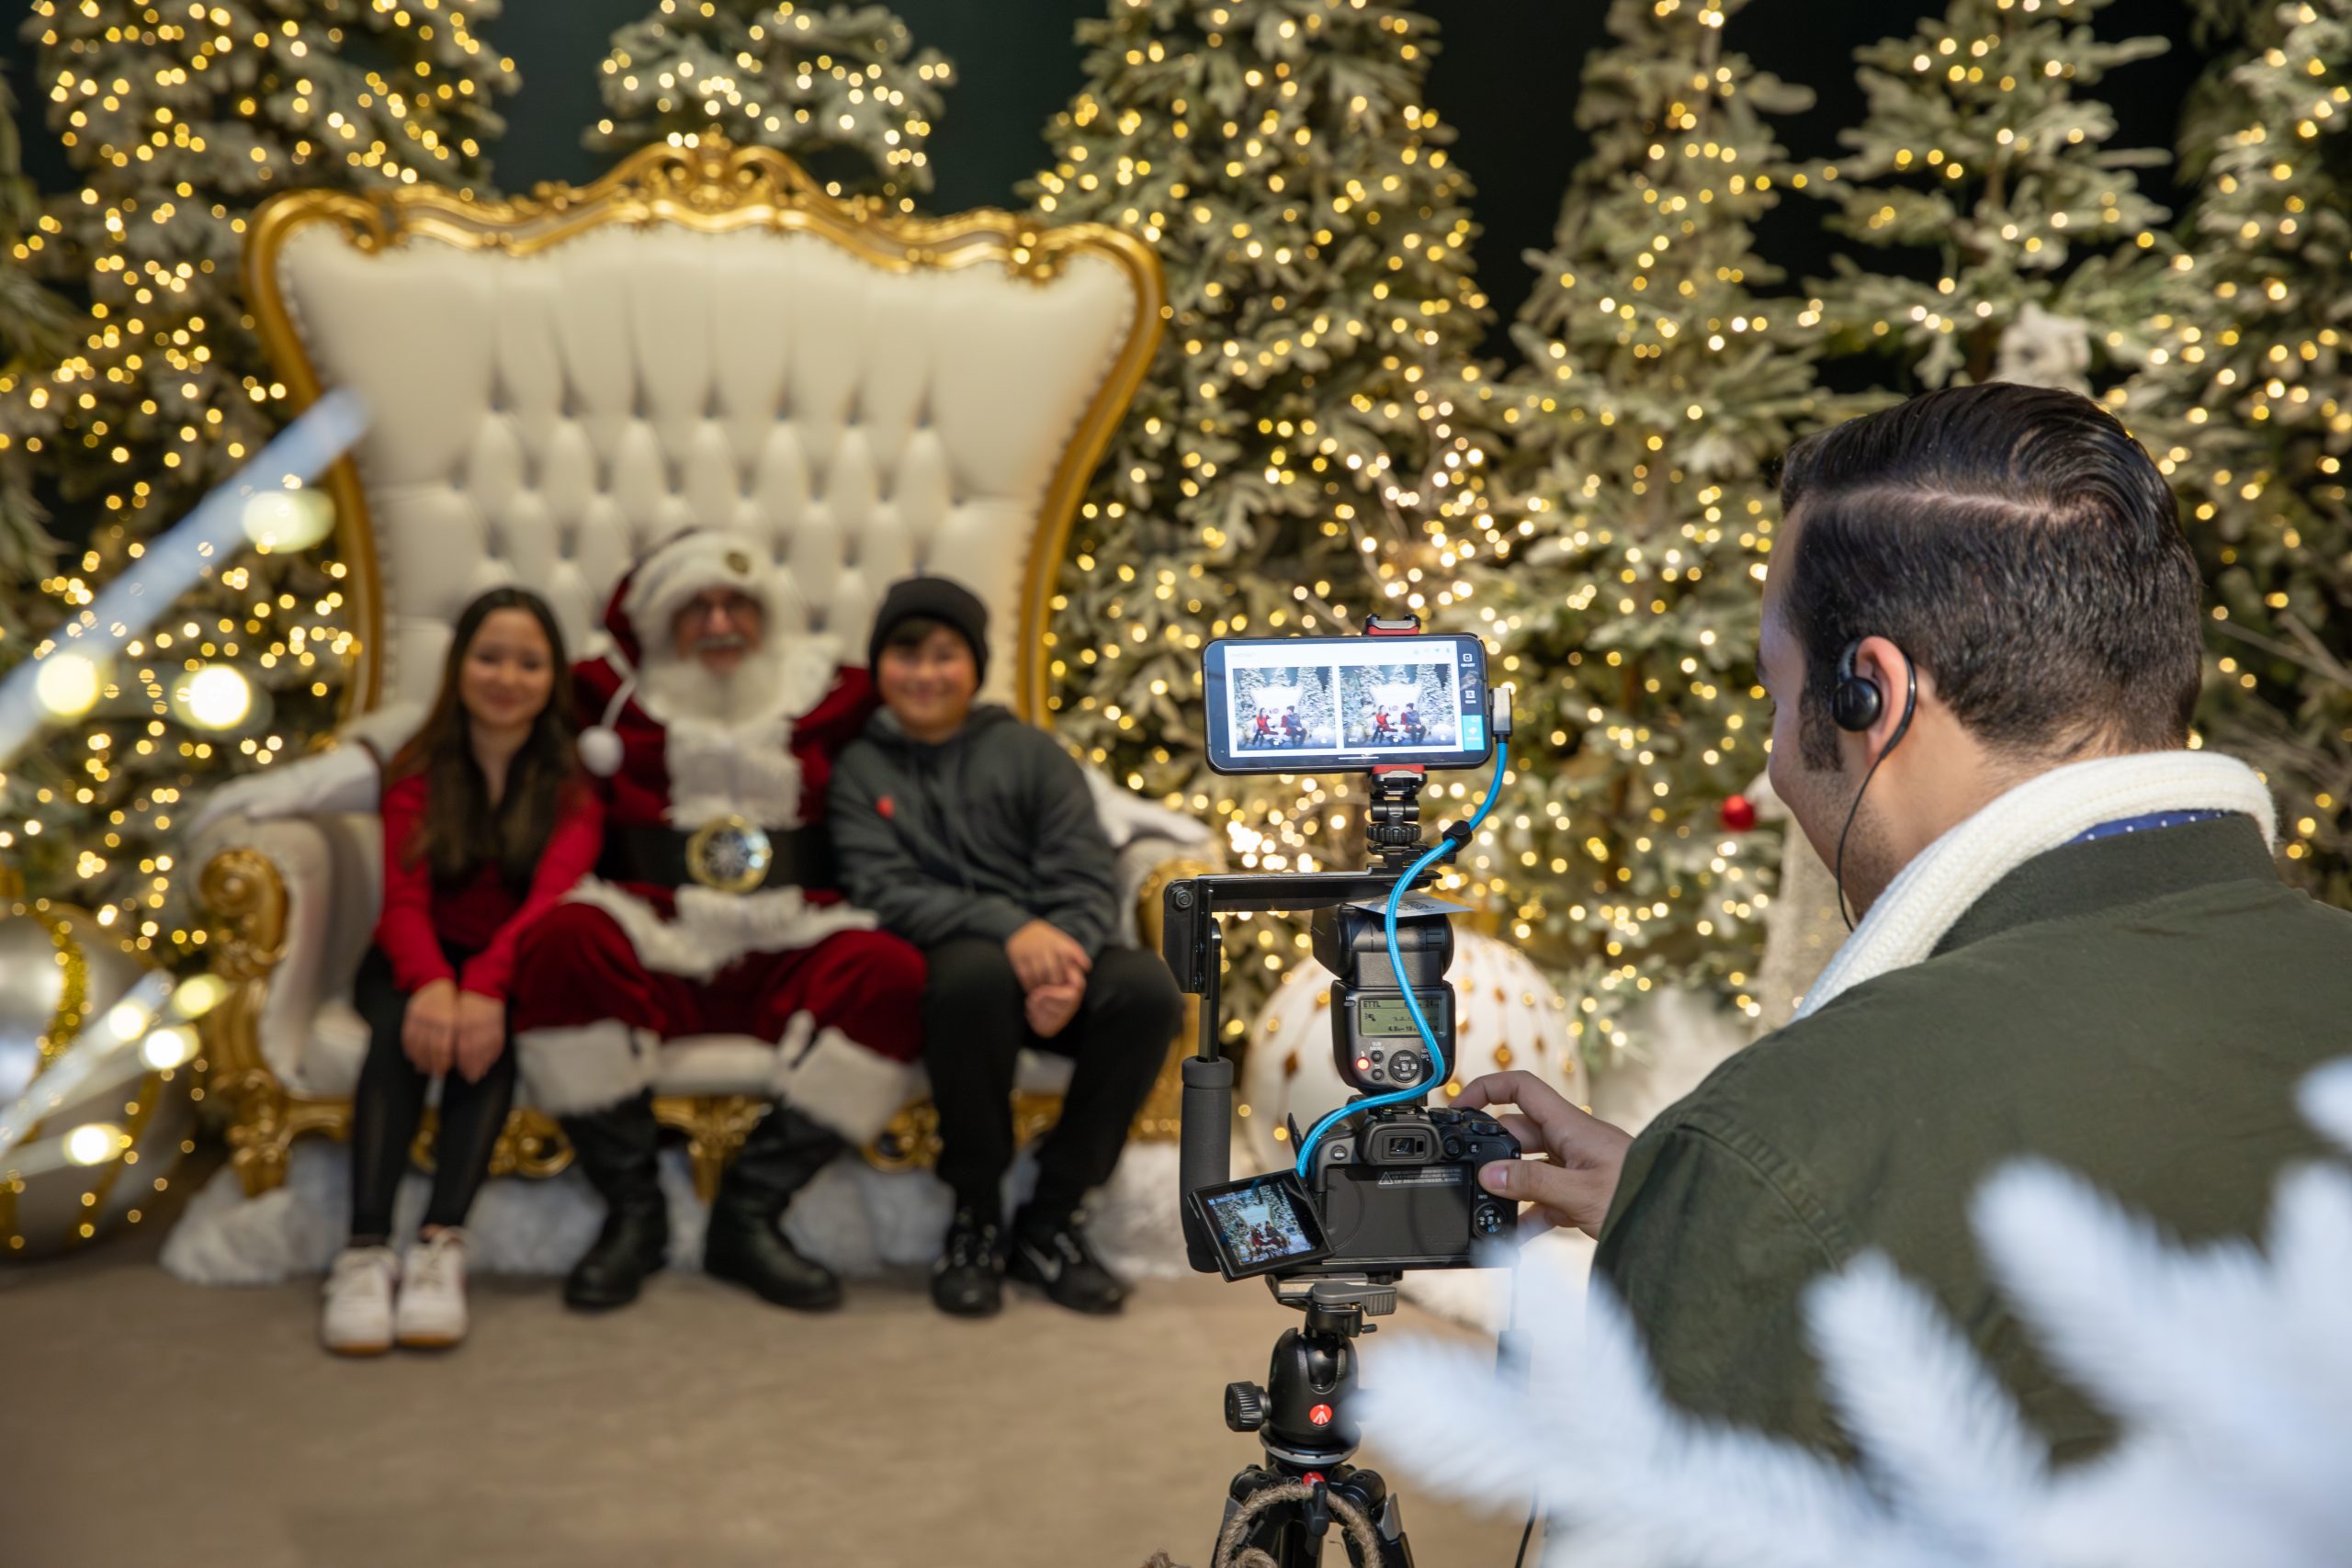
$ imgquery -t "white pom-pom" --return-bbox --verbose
[579,726,623,778]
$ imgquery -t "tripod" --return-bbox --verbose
[1211,1276,1415,1568]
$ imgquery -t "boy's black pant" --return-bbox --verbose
[922,937,1184,1224]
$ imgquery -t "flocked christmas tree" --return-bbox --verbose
[3,1,514,945]
[0,70,74,649]
[1029,0,1493,1035]
[1457,0,1822,1055]
[1804,0,2177,392]
[2140,0,2352,903]
[590,0,951,209]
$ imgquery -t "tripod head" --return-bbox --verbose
[1223,1275,1399,1472]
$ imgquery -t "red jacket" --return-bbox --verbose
[374,769,605,1001]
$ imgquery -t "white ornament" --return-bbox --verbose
[1993,302,2093,395]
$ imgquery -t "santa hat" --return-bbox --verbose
[579,529,779,777]
[620,530,771,643]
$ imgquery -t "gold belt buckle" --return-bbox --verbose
[684,814,774,894]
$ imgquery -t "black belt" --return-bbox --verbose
[600,822,835,893]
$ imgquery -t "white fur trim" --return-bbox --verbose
[663,708,802,828]
[633,635,842,825]
[620,531,774,644]
[773,1018,920,1145]
[564,878,877,982]
[1800,750,2277,1020]
[515,1020,660,1115]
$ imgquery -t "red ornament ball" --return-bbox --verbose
[1719,794,1758,832]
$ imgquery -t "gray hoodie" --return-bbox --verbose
[829,704,1119,955]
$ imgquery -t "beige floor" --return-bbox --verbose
[1,1173,1528,1568]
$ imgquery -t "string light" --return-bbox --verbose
[5,2,514,948]
[1448,0,1809,1053]
[591,2,952,213]
[1806,0,2177,390]
[1035,0,1494,1024]
[2134,0,2350,902]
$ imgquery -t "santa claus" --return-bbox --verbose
[507,530,923,1314]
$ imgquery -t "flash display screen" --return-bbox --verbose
[1358,997,1426,1037]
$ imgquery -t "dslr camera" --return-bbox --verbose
[1162,618,1521,1283]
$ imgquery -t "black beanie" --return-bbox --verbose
[867,574,990,682]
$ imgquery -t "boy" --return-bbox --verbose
[830,576,1185,1317]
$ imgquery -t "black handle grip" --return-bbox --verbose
[1179,1055,1235,1274]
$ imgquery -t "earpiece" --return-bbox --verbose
[1832,641,1883,733]
[1830,638,1918,931]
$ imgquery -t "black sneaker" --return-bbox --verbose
[930,1206,1004,1318]
[1007,1209,1128,1315]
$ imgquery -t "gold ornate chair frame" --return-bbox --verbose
[201,141,1195,1200]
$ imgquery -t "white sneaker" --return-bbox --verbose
[322,1246,400,1356]
[395,1228,469,1349]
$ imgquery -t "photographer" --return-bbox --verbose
[1465,384,2352,1460]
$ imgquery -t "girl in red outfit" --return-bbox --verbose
[322,588,603,1355]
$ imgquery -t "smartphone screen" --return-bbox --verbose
[1202,634,1491,774]
[1189,1169,1335,1280]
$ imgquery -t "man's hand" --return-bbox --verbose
[452,989,506,1084]
[1457,1070,1634,1239]
[1023,980,1084,1040]
[1006,919,1090,991]
[402,979,458,1077]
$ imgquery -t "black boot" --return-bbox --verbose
[703,1103,844,1312]
[559,1094,670,1312]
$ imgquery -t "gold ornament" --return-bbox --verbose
[0,901,191,1259]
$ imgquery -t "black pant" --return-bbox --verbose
[348,942,519,1244]
[922,938,1183,1226]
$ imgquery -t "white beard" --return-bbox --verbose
[635,638,797,728]
[627,632,844,829]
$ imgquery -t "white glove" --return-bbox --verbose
[186,742,382,841]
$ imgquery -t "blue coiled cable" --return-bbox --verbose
[1293,742,1510,1179]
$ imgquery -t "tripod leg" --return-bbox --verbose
[1217,1467,1314,1568]
[1329,1471,1414,1568]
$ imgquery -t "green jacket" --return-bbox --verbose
[1592,814,2350,1461]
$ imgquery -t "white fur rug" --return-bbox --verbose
[162,1139,1192,1285]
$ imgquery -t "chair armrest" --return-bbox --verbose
[198,812,384,1090]
[1083,764,1216,948]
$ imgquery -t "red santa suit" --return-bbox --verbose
[508,533,923,1145]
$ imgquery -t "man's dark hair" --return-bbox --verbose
[1777,382,2203,770]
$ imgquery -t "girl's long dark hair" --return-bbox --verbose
[387,587,581,889]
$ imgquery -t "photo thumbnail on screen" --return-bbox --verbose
[1339,659,1460,752]
[1204,1180,1322,1268]
[1226,662,1338,752]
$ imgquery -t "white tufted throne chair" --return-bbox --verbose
[194,141,1209,1211]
